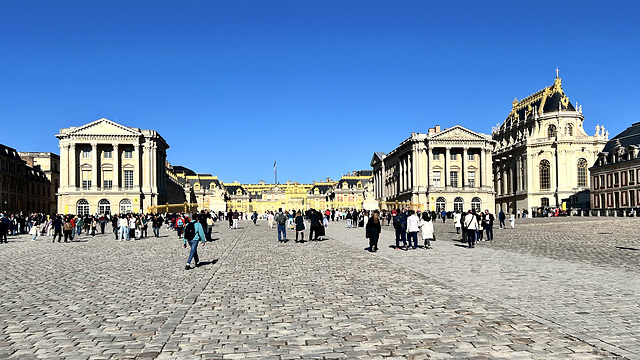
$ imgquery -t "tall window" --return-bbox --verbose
[454,197,464,212]
[103,170,113,190]
[124,170,134,188]
[577,158,588,187]
[104,148,112,159]
[468,152,474,161]
[541,198,549,207]
[435,197,446,212]
[450,171,458,188]
[614,172,619,187]
[76,199,90,215]
[124,148,133,159]
[629,170,635,185]
[98,199,111,215]
[82,147,91,159]
[432,171,441,187]
[547,125,557,138]
[539,160,550,189]
[81,170,91,190]
[433,151,440,160]
[467,171,475,187]
[471,197,481,212]
[450,151,457,161]
[565,123,574,136]
[119,199,132,214]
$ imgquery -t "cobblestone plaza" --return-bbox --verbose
[1,217,638,359]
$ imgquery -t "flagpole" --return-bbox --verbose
[274,160,277,184]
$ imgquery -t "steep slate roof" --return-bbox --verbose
[173,166,197,176]
[0,144,24,161]
[602,122,640,153]
[225,185,246,196]
[309,184,333,194]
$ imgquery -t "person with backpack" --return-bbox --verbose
[274,208,288,243]
[176,215,185,238]
[183,213,207,270]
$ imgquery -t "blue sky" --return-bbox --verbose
[1,1,638,183]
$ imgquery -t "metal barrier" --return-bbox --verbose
[146,202,202,214]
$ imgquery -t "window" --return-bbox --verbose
[435,197,446,212]
[541,198,549,207]
[467,171,475,187]
[577,158,588,187]
[76,199,90,215]
[631,191,636,207]
[454,197,464,212]
[614,172,619,187]
[82,148,91,159]
[432,171,441,187]
[450,151,457,161]
[539,160,550,190]
[565,123,573,136]
[600,175,605,189]
[104,148,112,159]
[98,199,111,215]
[119,199,132,214]
[124,148,133,159]
[103,170,113,190]
[630,170,635,185]
[124,170,134,188]
[82,170,91,190]
[450,171,458,188]
[547,125,557,138]
[433,151,440,160]
[471,197,481,212]
[468,152,474,161]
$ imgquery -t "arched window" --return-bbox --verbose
[471,197,481,212]
[565,123,574,136]
[577,158,588,187]
[435,197,446,212]
[547,125,557,138]
[454,197,464,213]
[76,199,90,216]
[98,199,111,215]
[541,198,550,207]
[119,199,132,214]
[539,160,551,190]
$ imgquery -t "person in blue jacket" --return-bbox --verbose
[183,213,206,270]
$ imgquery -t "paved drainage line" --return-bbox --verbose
[136,226,248,359]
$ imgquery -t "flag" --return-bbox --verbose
[274,160,277,174]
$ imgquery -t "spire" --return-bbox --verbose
[555,67,559,78]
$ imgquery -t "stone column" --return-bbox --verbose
[69,144,76,189]
[59,143,69,190]
[113,144,119,189]
[426,147,432,189]
[462,148,468,188]
[133,144,140,189]
[91,143,98,190]
[445,147,451,188]
[480,147,486,188]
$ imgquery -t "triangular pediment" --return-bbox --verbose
[66,118,142,137]
[370,152,385,166]
[429,125,488,141]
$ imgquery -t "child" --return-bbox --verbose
[29,222,39,241]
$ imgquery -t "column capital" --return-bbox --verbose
[113,143,119,148]
[91,142,98,149]
[69,143,76,149]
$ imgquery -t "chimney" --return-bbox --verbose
[435,125,441,133]
[428,127,436,135]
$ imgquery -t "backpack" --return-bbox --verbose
[184,221,196,240]
[277,213,287,225]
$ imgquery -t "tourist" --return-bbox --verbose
[308,209,323,241]
[419,211,434,249]
[498,209,506,229]
[406,210,420,250]
[294,210,305,242]
[0,214,8,243]
[393,208,407,249]
[29,220,39,241]
[453,210,461,234]
[112,214,119,240]
[176,215,185,238]
[63,216,73,243]
[183,213,206,270]
[464,209,479,248]
[52,215,63,243]
[128,214,137,239]
[228,210,233,228]
[274,208,287,242]
[119,214,129,241]
[99,214,107,234]
[365,211,381,252]
[509,212,515,229]
[441,209,446,223]
[91,216,98,237]
[75,216,83,236]
[232,210,239,229]
[483,209,495,241]
[267,211,274,229]
[251,211,258,226]
[152,214,162,237]
[346,210,353,229]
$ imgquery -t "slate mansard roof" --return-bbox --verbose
[601,122,640,154]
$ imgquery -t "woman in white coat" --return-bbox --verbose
[419,212,434,249]
[453,210,462,234]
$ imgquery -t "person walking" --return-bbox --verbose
[52,216,63,243]
[294,211,305,242]
[0,215,8,243]
[63,216,74,242]
[274,208,287,242]
[406,210,420,250]
[464,209,479,248]
[365,211,381,252]
[308,209,323,241]
[152,215,162,237]
[251,211,258,226]
[232,210,239,229]
[183,214,206,270]
[267,211,274,229]
[509,212,515,229]
[75,216,83,236]
[119,214,129,241]
[483,209,495,241]
[453,210,462,234]
[498,210,506,229]
[29,221,39,241]
[419,211,434,249]
[393,209,407,249]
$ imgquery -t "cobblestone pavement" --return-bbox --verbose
[0,217,636,359]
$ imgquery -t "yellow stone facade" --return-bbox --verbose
[372,125,495,212]
[492,75,607,214]
[56,118,184,215]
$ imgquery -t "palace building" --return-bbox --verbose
[56,118,184,215]
[492,73,607,214]
[0,144,53,214]
[590,122,640,211]
[18,152,60,215]
[371,125,495,213]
